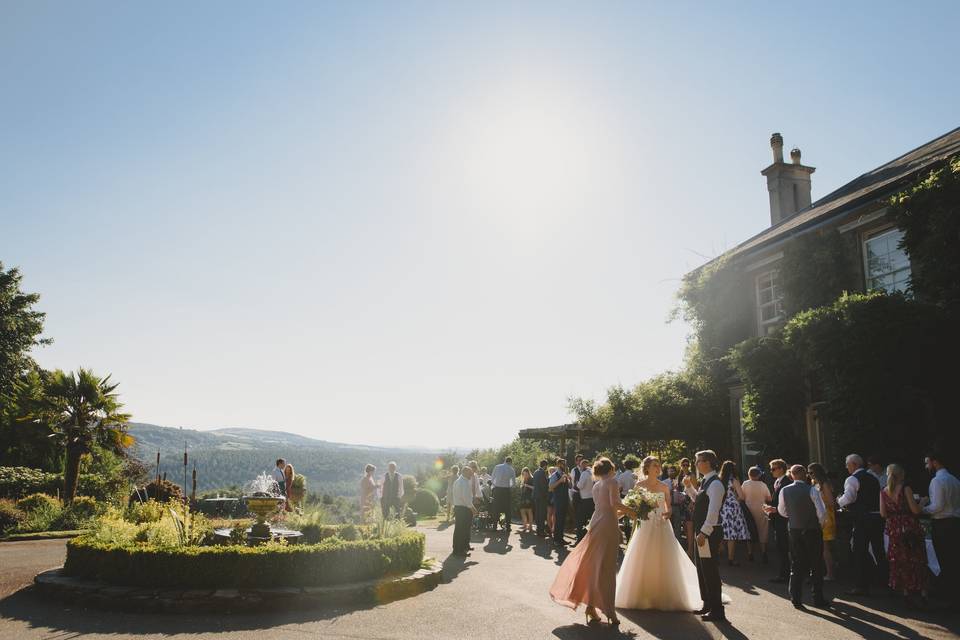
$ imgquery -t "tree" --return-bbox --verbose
[0,262,50,394]
[23,369,133,502]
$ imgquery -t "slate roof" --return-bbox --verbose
[699,126,960,269]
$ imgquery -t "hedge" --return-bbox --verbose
[63,532,425,588]
[0,466,124,502]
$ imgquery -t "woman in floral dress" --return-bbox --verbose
[880,463,929,607]
[719,460,751,566]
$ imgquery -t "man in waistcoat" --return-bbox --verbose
[686,449,727,623]
[381,461,405,519]
[837,453,886,595]
[778,465,830,609]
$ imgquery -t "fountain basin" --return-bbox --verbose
[213,526,304,545]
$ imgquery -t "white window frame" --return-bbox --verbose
[863,227,911,295]
[755,269,784,335]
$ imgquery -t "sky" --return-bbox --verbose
[2,2,958,449]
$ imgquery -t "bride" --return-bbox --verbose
[616,455,716,611]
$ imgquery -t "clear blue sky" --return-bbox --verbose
[2,2,957,448]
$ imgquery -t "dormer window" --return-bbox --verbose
[756,269,784,335]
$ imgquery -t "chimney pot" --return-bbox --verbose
[791,148,802,164]
[770,132,784,163]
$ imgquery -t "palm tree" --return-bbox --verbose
[23,368,132,502]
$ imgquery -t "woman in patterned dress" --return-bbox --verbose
[880,463,929,606]
[808,463,838,581]
[719,460,751,566]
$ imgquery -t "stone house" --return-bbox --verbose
[690,127,960,468]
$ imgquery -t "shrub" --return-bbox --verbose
[0,499,24,534]
[64,531,426,588]
[138,479,183,503]
[409,489,439,517]
[17,492,61,513]
[54,496,101,530]
[0,467,60,500]
[16,493,63,532]
[125,499,165,524]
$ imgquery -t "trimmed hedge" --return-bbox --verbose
[410,489,440,517]
[0,466,124,502]
[64,531,425,588]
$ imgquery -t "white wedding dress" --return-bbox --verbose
[615,490,707,611]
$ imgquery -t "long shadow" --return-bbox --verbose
[619,609,715,639]
[552,622,638,639]
[441,553,478,583]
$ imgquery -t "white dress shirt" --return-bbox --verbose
[272,466,286,488]
[491,463,516,488]
[685,471,725,537]
[837,473,860,509]
[577,468,595,500]
[924,468,960,519]
[452,476,475,509]
[777,481,827,525]
[617,470,636,496]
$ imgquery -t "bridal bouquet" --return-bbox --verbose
[622,486,660,522]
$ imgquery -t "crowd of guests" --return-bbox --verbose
[358,461,406,518]
[435,447,960,612]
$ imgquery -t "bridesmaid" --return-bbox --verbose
[549,457,635,626]
[808,463,837,581]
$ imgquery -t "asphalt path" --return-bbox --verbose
[0,523,956,639]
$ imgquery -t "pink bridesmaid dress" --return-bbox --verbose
[549,475,623,618]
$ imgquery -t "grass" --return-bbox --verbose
[0,529,87,541]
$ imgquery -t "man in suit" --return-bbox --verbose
[532,459,550,536]
[381,461,404,519]
[766,458,793,583]
[688,449,726,623]
[778,465,830,609]
[549,458,571,546]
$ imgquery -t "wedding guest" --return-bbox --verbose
[547,465,557,535]
[283,461,296,512]
[617,458,639,541]
[681,465,700,558]
[550,457,635,626]
[663,465,684,538]
[468,460,482,507]
[519,467,535,532]
[881,463,928,607]
[549,459,572,546]
[719,460,751,566]
[922,451,960,603]
[765,458,793,583]
[868,456,887,489]
[491,456,516,533]
[742,466,772,564]
[532,460,550,536]
[571,454,585,531]
[445,465,460,522]
[360,464,378,516]
[778,465,829,610]
[381,461,405,519]
[837,453,886,596]
[452,467,478,556]
[808,463,837,581]
[575,458,595,544]
[272,458,287,496]
[687,450,726,623]
[479,466,492,486]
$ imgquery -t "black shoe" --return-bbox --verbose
[701,612,728,623]
[693,607,711,615]
[770,577,789,584]
[793,602,805,610]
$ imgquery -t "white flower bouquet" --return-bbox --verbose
[622,486,660,522]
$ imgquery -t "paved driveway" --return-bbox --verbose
[0,524,956,639]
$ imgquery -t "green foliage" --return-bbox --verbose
[16,492,63,532]
[339,523,360,541]
[0,467,60,500]
[0,262,50,395]
[53,495,102,530]
[466,438,550,474]
[0,498,24,534]
[64,531,426,588]
[17,492,61,513]
[890,157,960,308]
[674,255,753,360]
[125,499,165,524]
[779,229,858,317]
[87,503,212,549]
[409,489,439,517]
[140,479,184,503]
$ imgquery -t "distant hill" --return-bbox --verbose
[128,423,449,497]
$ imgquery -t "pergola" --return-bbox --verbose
[517,423,603,456]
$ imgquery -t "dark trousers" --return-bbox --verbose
[575,498,595,542]
[788,528,825,604]
[933,518,960,601]
[534,497,548,535]
[381,496,402,519]
[773,516,791,579]
[553,500,569,544]
[696,531,724,616]
[453,506,472,553]
[492,487,511,530]
[851,514,887,589]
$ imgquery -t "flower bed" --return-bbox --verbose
[63,531,425,589]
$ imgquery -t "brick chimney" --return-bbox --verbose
[761,133,815,225]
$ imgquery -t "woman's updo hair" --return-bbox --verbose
[592,457,615,477]
[641,456,661,477]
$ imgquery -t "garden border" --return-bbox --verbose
[34,560,443,613]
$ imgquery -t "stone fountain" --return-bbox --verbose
[213,472,303,545]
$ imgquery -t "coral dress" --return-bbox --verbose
[550,475,622,618]
[882,488,929,593]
